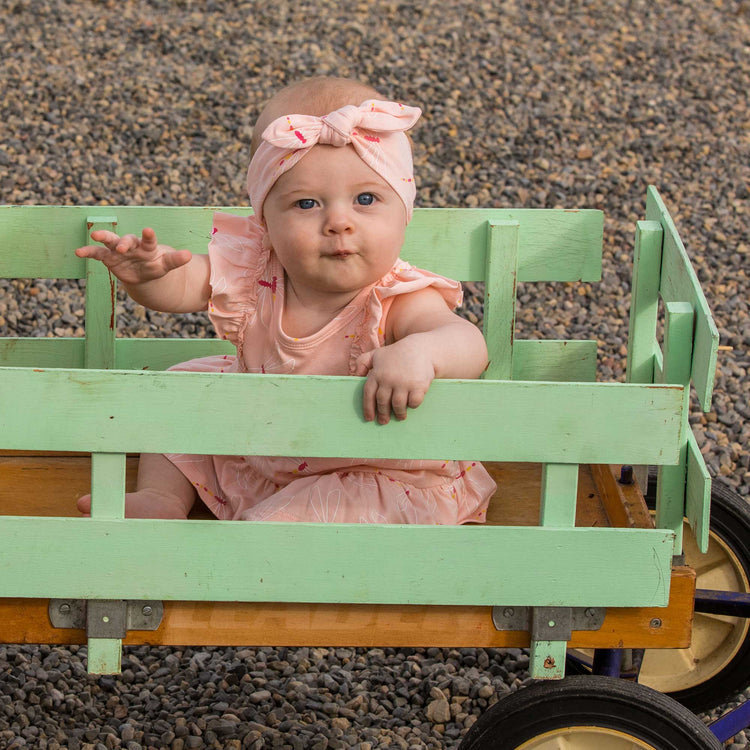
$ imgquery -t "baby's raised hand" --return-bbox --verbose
[355,337,436,425]
[75,228,192,286]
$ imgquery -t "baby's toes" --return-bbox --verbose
[76,494,92,515]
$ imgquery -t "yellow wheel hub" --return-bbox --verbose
[517,726,655,749]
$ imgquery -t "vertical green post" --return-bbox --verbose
[530,463,578,678]
[90,453,126,520]
[84,216,118,370]
[87,637,124,676]
[656,301,694,557]
[482,220,519,380]
[83,215,124,674]
[626,220,663,493]
[539,463,578,527]
[626,220,663,385]
[86,452,127,674]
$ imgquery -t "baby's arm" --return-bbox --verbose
[75,228,211,313]
[354,288,488,424]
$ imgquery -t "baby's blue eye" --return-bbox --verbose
[296,199,316,210]
[356,193,376,206]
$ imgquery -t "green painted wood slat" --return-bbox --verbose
[0,206,603,282]
[645,186,719,411]
[0,338,86,368]
[531,462,580,678]
[626,220,663,386]
[84,219,118,370]
[90,453,126,520]
[482,221,519,380]
[0,367,685,464]
[539,463,579,528]
[0,338,598,380]
[0,517,674,607]
[88,450,128,669]
[686,430,711,554]
[656,301,694,556]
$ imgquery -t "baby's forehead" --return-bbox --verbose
[272,143,393,192]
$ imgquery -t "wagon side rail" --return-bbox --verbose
[626,186,720,555]
[0,370,684,600]
[0,204,604,379]
[0,366,685,674]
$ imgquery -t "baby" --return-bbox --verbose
[76,76,496,524]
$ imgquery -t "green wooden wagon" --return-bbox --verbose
[1,187,748,748]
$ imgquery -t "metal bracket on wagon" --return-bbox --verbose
[492,606,606,639]
[49,599,164,637]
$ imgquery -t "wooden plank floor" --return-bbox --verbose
[0,453,692,649]
[0,453,648,528]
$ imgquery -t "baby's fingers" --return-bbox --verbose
[375,386,395,425]
[363,375,394,424]
[390,389,409,422]
[138,227,159,252]
[112,233,148,253]
[390,387,427,421]
[362,375,378,422]
[74,244,118,261]
[407,389,427,410]
[76,229,122,255]
[161,248,193,272]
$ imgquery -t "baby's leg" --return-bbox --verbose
[76,453,197,519]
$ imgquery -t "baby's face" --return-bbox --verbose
[262,144,406,303]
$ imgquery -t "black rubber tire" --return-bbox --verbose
[459,675,722,749]
[641,470,750,711]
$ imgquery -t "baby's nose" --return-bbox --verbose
[323,206,355,233]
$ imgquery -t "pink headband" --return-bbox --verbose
[247,99,422,223]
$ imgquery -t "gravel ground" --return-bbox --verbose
[1,0,749,748]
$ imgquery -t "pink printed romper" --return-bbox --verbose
[165,212,496,524]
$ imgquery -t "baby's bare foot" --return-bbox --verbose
[76,489,190,519]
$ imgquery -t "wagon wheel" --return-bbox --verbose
[637,474,750,712]
[459,675,720,749]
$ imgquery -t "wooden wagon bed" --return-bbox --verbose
[0,453,694,651]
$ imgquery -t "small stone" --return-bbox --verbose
[426,697,451,724]
[478,684,495,699]
[249,689,272,703]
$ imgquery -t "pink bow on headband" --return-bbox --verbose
[246,99,422,222]
[263,100,421,149]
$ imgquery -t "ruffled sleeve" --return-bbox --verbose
[349,259,464,372]
[207,211,268,346]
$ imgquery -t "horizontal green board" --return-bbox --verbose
[512,339,597,382]
[0,338,85,368]
[0,336,596,380]
[0,517,674,607]
[115,338,234,370]
[0,367,684,463]
[646,186,719,411]
[0,205,603,282]
[0,337,236,370]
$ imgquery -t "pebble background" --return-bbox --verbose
[1,0,748,748]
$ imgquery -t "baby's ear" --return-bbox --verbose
[261,230,273,252]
